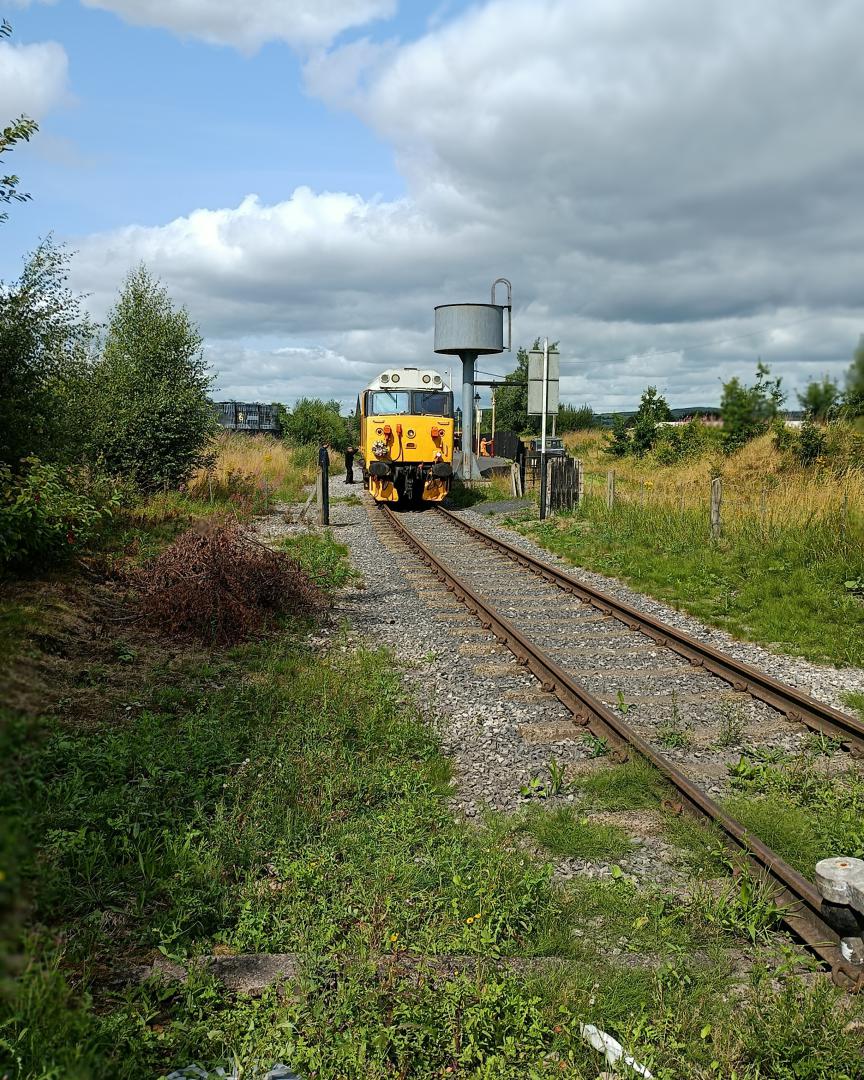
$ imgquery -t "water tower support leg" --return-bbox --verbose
[460,351,478,481]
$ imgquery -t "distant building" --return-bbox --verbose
[214,401,281,434]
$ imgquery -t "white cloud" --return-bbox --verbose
[0,39,68,118]
[79,0,396,50]
[67,0,864,410]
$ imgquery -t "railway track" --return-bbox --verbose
[378,501,864,991]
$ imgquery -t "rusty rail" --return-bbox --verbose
[433,505,864,755]
[380,504,864,991]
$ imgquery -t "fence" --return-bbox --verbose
[562,467,857,544]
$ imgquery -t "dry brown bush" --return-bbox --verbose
[135,519,327,644]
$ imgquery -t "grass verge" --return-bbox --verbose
[527,495,864,666]
[2,587,864,1074]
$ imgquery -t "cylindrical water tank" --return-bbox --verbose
[434,303,504,355]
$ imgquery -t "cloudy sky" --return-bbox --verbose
[3,0,863,412]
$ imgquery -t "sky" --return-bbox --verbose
[2,0,863,412]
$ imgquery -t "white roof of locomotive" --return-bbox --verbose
[365,367,450,391]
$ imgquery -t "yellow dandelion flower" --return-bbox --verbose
[465,916,474,924]
[390,932,399,942]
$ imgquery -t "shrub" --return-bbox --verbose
[135,520,327,644]
[0,459,125,571]
[653,419,710,464]
[281,398,351,451]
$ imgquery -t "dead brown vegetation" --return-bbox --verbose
[135,519,327,645]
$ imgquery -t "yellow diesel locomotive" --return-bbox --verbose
[359,367,454,504]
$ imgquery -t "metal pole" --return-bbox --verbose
[491,387,496,454]
[539,337,549,520]
[317,444,330,525]
[460,351,477,481]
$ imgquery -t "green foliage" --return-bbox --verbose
[0,239,95,468]
[653,419,711,464]
[798,375,840,420]
[605,413,632,457]
[721,362,786,450]
[493,347,540,437]
[556,402,596,433]
[282,397,351,451]
[0,459,125,571]
[794,416,827,465]
[689,871,785,944]
[0,21,39,225]
[86,265,217,491]
[517,805,634,860]
[280,530,359,591]
[724,747,864,875]
[630,386,671,456]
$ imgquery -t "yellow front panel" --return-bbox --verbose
[363,416,453,467]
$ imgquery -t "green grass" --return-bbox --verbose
[516,805,634,861]
[572,757,671,810]
[528,496,864,666]
[3,624,864,1075]
[723,748,864,876]
[280,530,359,591]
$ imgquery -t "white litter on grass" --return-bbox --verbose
[166,1066,300,1080]
[579,1024,654,1078]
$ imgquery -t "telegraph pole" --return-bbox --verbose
[539,337,549,520]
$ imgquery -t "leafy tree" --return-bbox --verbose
[720,362,785,450]
[605,414,631,457]
[87,265,217,490]
[282,398,350,450]
[0,239,95,467]
[1,22,39,225]
[631,385,671,456]
[493,346,538,436]
[797,376,839,421]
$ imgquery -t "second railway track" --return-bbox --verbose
[378,500,864,990]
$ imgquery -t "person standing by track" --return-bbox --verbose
[344,445,356,483]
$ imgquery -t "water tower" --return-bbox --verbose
[434,278,511,480]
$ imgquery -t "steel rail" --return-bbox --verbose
[433,505,864,755]
[380,504,864,991]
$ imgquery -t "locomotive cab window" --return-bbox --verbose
[412,390,452,416]
[368,390,411,415]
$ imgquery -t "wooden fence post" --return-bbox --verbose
[576,458,584,503]
[606,469,616,510]
[317,445,330,526]
[710,476,722,539]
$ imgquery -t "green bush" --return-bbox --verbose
[0,459,125,570]
[281,398,351,451]
[86,265,218,491]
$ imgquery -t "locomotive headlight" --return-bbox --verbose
[380,374,389,383]
[407,428,416,438]
[422,374,431,384]
[391,373,400,383]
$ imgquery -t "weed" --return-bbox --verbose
[616,690,633,714]
[519,775,548,799]
[690,871,786,943]
[581,732,609,757]
[716,701,745,747]
[547,758,569,795]
[657,697,693,749]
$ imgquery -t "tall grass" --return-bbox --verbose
[564,430,864,531]
[188,431,318,504]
